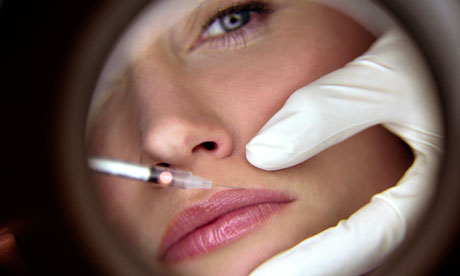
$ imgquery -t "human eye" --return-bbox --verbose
[192,1,274,50]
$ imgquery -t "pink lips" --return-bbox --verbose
[159,189,295,263]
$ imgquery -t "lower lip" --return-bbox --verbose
[162,201,289,262]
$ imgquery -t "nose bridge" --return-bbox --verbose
[132,46,233,168]
[133,42,185,105]
[133,45,201,130]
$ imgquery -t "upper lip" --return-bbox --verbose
[159,189,295,258]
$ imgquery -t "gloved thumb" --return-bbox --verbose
[246,28,441,171]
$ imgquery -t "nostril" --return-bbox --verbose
[202,142,217,150]
[192,141,217,152]
[156,162,170,167]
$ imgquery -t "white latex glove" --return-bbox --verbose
[247,27,443,276]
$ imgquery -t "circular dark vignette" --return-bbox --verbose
[374,1,460,275]
[1,0,460,276]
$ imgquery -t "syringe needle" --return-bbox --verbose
[212,183,245,190]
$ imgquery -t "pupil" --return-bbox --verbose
[230,16,238,24]
[220,11,250,31]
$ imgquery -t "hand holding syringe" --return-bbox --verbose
[88,157,243,190]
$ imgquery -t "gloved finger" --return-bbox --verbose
[246,28,442,171]
[250,144,442,276]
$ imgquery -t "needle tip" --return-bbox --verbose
[212,183,245,190]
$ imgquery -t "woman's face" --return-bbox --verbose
[87,0,412,275]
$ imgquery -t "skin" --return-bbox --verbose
[87,1,413,275]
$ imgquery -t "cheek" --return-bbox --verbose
[191,38,362,148]
[186,4,374,153]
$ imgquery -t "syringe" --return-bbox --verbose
[88,157,243,190]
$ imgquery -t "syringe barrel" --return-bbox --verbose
[167,169,212,189]
[89,158,150,181]
[89,158,213,189]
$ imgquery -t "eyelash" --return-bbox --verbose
[193,1,273,50]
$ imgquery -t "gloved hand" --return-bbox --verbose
[247,27,444,276]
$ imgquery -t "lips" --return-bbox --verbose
[159,189,295,263]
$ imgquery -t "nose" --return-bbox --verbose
[132,43,233,168]
[140,113,233,167]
